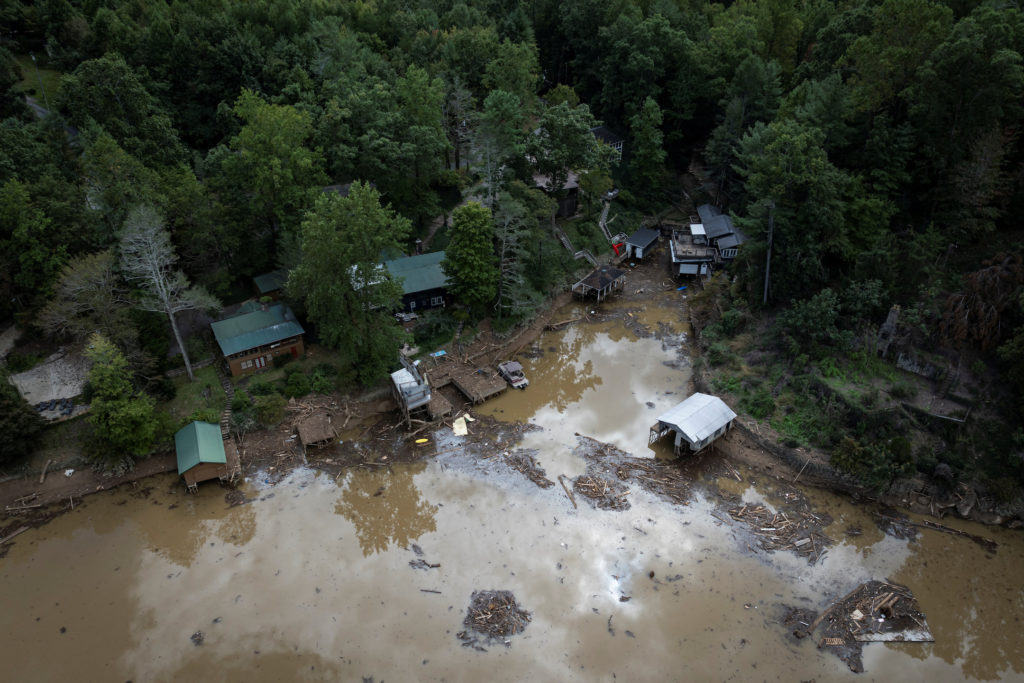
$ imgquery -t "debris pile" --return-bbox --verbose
[726,502,832,563]
[504,451,554,489]
[788,580,933,673]
[613,460,691,505]
[573,474,631,510]
[458,590,531,651]
[571,436,693,509]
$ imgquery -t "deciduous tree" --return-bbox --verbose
[84,333,156,462]
[119,205,220,382]
[289,182,409,385]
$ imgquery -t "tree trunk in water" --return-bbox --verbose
[168,310,194,381]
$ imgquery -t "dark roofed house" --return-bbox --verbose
[212,302,305,376]
[572,265,626,301]
[591,125,624,161]
[384,251,450,313]
[253,268,287,299]
[696,204,746,259]
[175,421,238,491]
[624,226,660,260]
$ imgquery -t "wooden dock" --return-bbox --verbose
[424,355,508,404]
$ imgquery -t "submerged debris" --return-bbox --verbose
[408,558,440,570]
[789,580,933,673]
[457,590,531,651]
[872,508,918,540]
[504,450,554,489]
[571,436,693,510]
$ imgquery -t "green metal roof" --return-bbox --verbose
[253,269,288,294]
[211,302,305,357]
[384,251,448,295]
[174,421,226,474]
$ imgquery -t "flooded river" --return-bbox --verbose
[2,297,1023,681]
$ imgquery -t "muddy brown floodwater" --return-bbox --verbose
[2,293,1023,682]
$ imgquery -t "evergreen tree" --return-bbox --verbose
[443,202,498,316]
[629,97,667,195]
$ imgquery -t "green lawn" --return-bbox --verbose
[14,54,62,104]
[162,366,226,427]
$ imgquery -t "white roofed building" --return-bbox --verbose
[649,393,737,454]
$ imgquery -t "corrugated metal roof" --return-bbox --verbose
[704,214,735,239]
[717,234,743,250]
[626,226,659,249]
[384,251,449,295]
[696,204,721,223]
[253,269,287,294]
[211,303,305,356]
[175,421,226,474]
[656,393,736,442]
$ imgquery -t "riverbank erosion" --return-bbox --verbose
[3,248,1022,537]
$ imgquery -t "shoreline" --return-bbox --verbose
[3,253,1021,533]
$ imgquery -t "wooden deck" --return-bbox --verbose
[450,365,508,404]
[424,356,507,404]
[428,392,453,420]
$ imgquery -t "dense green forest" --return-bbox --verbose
[1,1,1022,496]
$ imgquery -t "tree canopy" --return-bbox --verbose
[289,182,409,385]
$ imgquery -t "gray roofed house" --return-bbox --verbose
[624,226,660,260]
[649,392,737,454]
[696,204,746,258]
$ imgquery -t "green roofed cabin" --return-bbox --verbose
[211,301,305,376]
[175,421,239,491]
[252,268,287,299]
[384,251,450,313]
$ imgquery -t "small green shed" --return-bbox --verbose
[175,421,228,491]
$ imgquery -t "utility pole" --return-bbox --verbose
[762,200,774,306]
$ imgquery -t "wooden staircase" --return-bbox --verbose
[216,364,235,439]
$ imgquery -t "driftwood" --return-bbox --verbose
[39,459,53,484]
[558,474,577,509]
[0,526,29,544]
[546,317,582,331]
[875,514,997,552]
